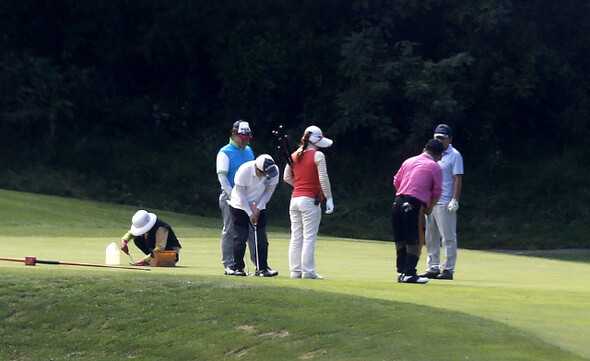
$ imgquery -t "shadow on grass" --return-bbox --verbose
[487,249,590,264]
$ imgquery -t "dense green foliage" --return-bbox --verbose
[1,1,589,247]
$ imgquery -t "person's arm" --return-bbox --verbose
[235,184,253,216]
[217,173,232,198]
[122,231,133,241]
[315,152,334,214]
[314,152,332,199]
[250,183,277,225]
[428,164,443,215]
[216,152,231,194]
[425,198,440,215]
[154,227,168,251]
[393,163,404,190]
[446,174,462,212]
[120,231,133,255]
[453,174,462,201]
[448,151,464,211]
[283,164,294,186]
[256,184,277,211]
[136,227,169,262]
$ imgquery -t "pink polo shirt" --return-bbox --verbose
[393,153,443,206]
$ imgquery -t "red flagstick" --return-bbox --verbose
[0,257,150,271]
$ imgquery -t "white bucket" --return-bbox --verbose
[105,242,120,265]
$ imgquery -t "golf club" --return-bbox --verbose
[272,125,293,167]
[125,252,137,265]
[253,202,260,276]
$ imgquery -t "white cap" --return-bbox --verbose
[130,210,157,236]
[305,125,333,148]
[255,154,278,178]
[232,120,253,139]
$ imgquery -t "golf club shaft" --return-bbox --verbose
[254,223,259,272]
[253,202,260,273]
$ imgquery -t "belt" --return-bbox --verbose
[396,195,425,207]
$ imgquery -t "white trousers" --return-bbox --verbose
[289,196,321,278]
[424,204,457,271]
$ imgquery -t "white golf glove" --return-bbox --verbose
[325,198,334,214]
[447,198,459,212]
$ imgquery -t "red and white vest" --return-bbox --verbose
[290,150,323,201]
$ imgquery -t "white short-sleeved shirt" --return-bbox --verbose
[228,160,279,211]
[216,152,230,173]
[437,144,463,204]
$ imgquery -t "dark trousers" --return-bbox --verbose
[231,207,269,271]
[392,195,425,275]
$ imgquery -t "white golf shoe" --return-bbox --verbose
[302,273,324,280]
[400,273,429,284]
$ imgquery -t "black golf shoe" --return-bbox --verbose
[436,269,453,280]
[419,270,440,279]
[256,269,278,277]
[265,268,279,277]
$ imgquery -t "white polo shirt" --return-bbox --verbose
[228,160,279,212]
[437,144,463,204]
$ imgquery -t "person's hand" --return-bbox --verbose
[250,202,260,225]
[325,198,334,214]
[131,258,148,266]
[249,213,258,226]
[447,199,459,212]
[120,239,129,255]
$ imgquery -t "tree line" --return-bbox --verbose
[1,0,589,248]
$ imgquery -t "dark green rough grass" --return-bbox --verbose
[1,271,584,361]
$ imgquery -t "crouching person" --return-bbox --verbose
[121,210,182,266]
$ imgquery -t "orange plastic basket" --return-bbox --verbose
[150,250,177,267]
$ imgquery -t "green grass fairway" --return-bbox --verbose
[1,189,589,360]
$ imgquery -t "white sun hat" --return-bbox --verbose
[130,210,157,236]
[305,125,333,148]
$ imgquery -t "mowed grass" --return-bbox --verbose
[0,189,589,360]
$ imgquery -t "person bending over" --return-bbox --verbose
[392,139,443,284]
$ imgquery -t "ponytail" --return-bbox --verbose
[296,132,312,162]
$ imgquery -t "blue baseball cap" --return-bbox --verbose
[434,124,452,138]
[255,154,278,178]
